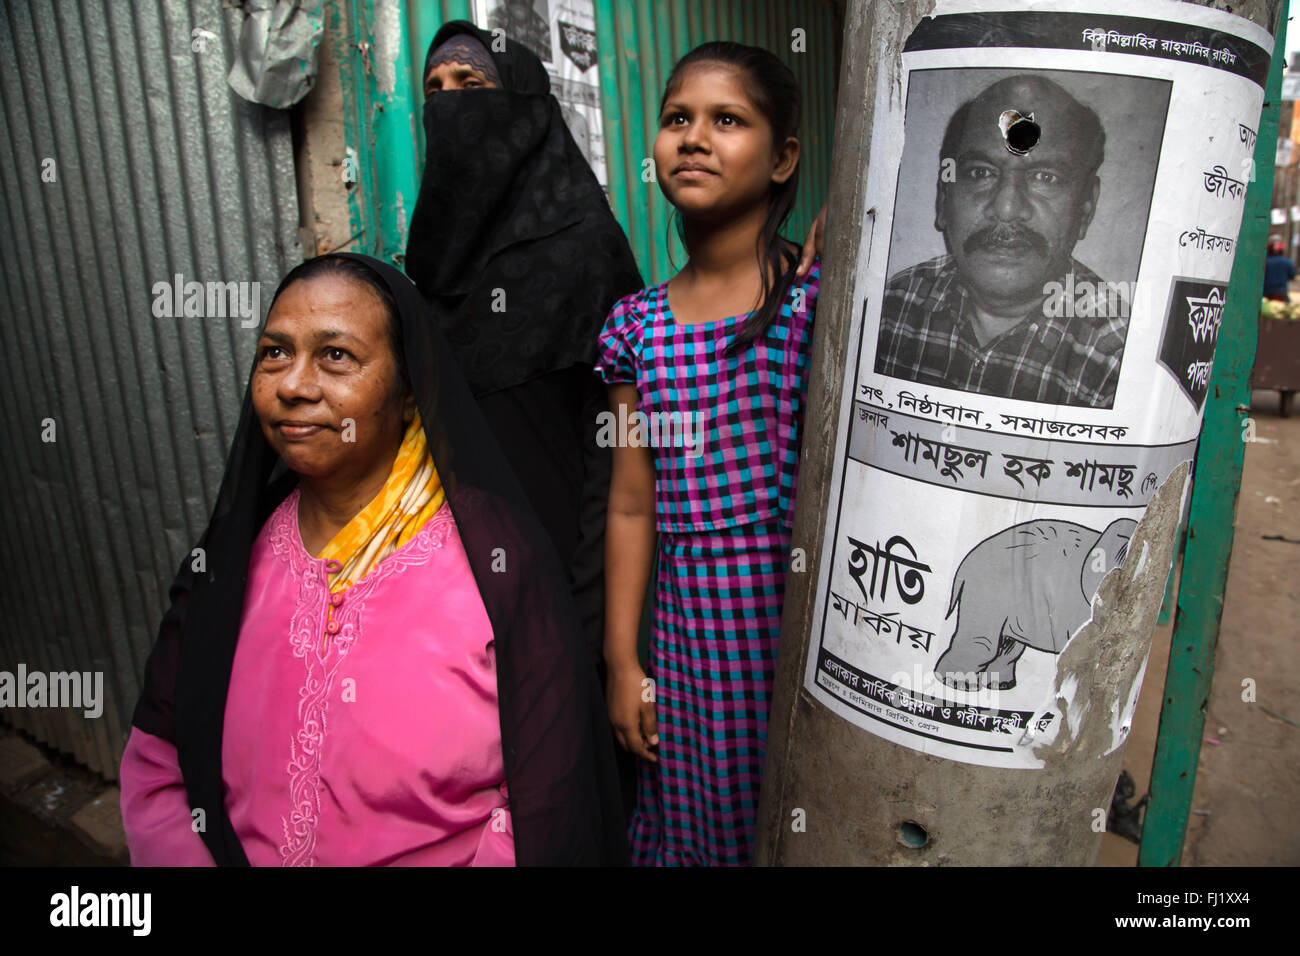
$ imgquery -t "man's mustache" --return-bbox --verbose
[963,224,1050,258]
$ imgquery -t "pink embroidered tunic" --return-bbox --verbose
[119,491,513,866]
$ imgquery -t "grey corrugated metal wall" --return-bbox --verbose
[0,0,300,778]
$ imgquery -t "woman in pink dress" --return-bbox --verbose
[119,253,626,866]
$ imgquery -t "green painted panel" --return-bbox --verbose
[1138,18,1287,866]
[336,0,422,266]
[407,0,474,160]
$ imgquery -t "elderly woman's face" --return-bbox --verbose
[252,275,410,480]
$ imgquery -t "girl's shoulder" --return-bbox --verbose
[602,282,669,334]
[624,279,672,313]
[595,284,667,385]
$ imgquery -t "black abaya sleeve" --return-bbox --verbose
[132,466,296,747]
[474,364,613,664]
[130,551,193,745]
[456,490,626,864]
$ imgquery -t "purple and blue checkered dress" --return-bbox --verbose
[595,259,820,866]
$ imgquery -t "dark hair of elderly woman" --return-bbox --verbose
[120,253,628,866]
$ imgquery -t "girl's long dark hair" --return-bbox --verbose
[660,41,801,354]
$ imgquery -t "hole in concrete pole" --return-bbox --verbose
[899,820,930,848]
[999,110,1041,155]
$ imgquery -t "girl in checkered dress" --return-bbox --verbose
[595,42,820,866]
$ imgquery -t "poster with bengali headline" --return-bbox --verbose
[474,0,609,187]
[802,0,1272,768]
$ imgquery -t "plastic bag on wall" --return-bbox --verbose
[227,0,325,108]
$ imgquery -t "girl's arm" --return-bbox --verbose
[604,383,659,762]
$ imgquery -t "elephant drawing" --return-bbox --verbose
[934,518,1138,691]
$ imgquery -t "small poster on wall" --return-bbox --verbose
[474,0,609,187]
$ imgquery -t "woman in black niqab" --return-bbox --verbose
[405,20,644,662]
[131,253,629,866]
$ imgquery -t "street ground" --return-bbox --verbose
[1099,388,1300,866]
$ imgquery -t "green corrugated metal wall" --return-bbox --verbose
[398,1,841,284]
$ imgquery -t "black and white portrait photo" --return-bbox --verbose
[874,68,1171,409]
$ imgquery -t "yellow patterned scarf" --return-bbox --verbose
[316,409,445,591]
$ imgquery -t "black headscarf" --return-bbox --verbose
[404,20,643,396]
[131,253,629,866]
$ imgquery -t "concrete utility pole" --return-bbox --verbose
[756,0,1285,866]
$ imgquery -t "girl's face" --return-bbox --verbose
[653,63,798,223]
[252,274,413,481]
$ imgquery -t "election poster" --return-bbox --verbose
[803,0,1273,768]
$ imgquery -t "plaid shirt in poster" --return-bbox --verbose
[874,254,1127,408]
